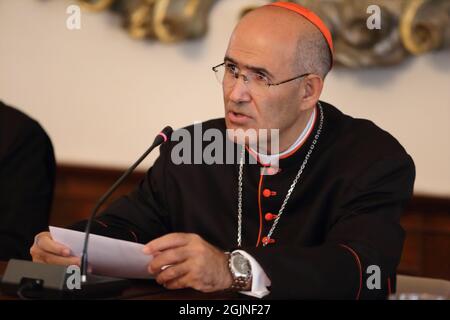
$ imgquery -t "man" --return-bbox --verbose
[30,2,415,299]
[0,101,56,260]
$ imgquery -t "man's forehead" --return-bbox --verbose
[226,21,298,74]
[225,44,285,76]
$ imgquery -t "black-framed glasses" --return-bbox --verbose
[212,62,310,90]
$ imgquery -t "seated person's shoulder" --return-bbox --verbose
[322,102,415,176]
[327,103,411,159]
[160,117,226,152]
[0,101,51,155]
[178,117,226,134]
[352,118,406,155]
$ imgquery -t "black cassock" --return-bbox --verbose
[72,101,415,299]
[0,101,55,260]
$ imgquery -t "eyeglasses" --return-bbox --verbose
[212,62,310,90]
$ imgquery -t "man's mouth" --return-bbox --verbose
[227,111,252,125]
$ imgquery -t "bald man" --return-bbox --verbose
[30,3,415,299]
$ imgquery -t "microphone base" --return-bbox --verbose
[1,259,130,299]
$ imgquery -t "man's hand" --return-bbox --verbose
[142,233,233,293]
[30,231,80,266]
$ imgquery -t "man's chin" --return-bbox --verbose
[225,121,258,146]
[225,118,240,131]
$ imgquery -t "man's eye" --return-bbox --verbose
[225,63,238,73]
[254,73,268,82]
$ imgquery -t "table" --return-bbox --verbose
[0,261,242,300]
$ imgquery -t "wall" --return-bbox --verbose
[0,0,449,196]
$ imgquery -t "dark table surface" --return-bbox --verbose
[0,260,242,300]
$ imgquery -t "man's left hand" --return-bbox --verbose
[142,233,232,292]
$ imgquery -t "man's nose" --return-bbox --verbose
[228,75,252,104]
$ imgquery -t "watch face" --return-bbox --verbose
[232,254,250,274]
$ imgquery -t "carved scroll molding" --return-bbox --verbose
[73,0,449,67]
[77,0,216,42]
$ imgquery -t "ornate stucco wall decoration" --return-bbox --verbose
[77,0,216,42]
[74,0,449,67]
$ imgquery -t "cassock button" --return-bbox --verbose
[262,189,277,198]
[265,213,278,221]
[262,236,276,244]
[266,167,278,175]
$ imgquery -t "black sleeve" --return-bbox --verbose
[69,143,172,244]
[0,121,56,260]
[243,153,416,299]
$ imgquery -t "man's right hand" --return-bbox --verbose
[30,231,80,266]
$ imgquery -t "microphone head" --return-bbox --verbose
[155,126,173,144]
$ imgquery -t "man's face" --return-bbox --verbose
[222,12,305,143]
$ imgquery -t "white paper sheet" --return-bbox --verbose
[49,226,153,279]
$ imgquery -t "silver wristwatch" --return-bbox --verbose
[227,251,252,291]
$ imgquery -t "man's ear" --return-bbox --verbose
[299,75,324,111]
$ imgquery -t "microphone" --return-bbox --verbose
[80,125,173,281]
[1,126,173,299]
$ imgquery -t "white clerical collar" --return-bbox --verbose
[250,107,317,165]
